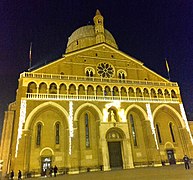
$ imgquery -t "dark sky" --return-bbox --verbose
[0,0,193,133]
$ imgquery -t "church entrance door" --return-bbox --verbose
[41,157,52,176]
[108,141,123,169]
[167,150,176,165]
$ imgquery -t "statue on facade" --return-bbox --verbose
[110,110,116,122]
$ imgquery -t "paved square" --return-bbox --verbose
[24,164,193,180]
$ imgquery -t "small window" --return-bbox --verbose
[117,70,127,80]
[130,114,137,146]
[85,67,95,77]
[36,124,42,146]
[169,123,175,142]
[171,90,177,98]
[156,124,162,143]
[55,123,60,144]
[118,72,125,79]
[85,113,90,148]
[158,89,163,97]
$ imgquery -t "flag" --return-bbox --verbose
[165,59,170,72]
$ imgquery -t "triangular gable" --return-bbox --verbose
[32,43,169,82]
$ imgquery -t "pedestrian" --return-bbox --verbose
[10,170,14,180]
[18,170,22,180]
[183,155,190,169]
[49,166,53,177]
[53,165,58,177]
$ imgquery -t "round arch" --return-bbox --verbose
[24,101,69,130]
[125,104,148,120]
[74,102,103,121]
[164,141,175,150]
[105,127,126,140]
[152,104,185,128]
[40,147,54,156]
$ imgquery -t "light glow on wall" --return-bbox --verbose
[103,109,108,122]
[69,101,73,155]
[69,137,72,155]
[146,103,159,149]
[118,109,126,122]
[105,101,120,109]
[103,101,126,122]
[179,103,193,145]
[15,100,27,157]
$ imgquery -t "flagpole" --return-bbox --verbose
[167,70,170,81]
[29,42,32,71]
[165,58,170,81]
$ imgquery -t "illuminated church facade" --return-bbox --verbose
[1,10,193,177]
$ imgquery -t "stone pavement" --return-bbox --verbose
[7,164,193,180]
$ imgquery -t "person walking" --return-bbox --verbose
[10,170,14,180]
[18,170,22,180]
[183,155,190,169]
[49,166,53,177]
[53,165,58,177]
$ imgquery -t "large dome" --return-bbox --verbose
[65,25,118,53]
[65,10,118,53]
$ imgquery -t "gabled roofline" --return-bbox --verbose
[32,43,142,73]
[64,43,143,65]
[31,42,170,82]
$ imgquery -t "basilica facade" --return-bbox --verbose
[1,10,193,177]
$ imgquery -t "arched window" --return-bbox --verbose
[36,123,42,146]
[151,88,157,98]
[39,83,47,93]
[69,84,76,95]
[121,87,127,97]
[27,82,37,93]
[128,87,134,97]
[171,90,177,98]
[117,70,127,80]
[112,86,119,96]
[59,83,67,94]
[143,88,149,97]
[169,122,175,142]
[104,86,111,96]
[130,114,137,146]
[49,83,57,94]
[85,113,90,148]
[136,88,142,97]
[55,123,60,144]
[164,89,170,98]
[85,67,95,77]
[158,89,163,98]
[156,124,162,143]
[87,85,94,95]
[96,85,103,96]
[78,84,85,95]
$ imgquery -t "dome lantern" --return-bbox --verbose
[93,9,105,43]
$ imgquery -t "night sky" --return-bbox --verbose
[0,1,193,133]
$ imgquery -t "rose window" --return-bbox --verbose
[97,63,115,78]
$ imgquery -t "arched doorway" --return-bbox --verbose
[166,149,176,165]
[40,148,54,176]
[41,157,52,176]
[106,129,123,169]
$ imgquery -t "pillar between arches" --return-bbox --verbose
[143,119,162,166]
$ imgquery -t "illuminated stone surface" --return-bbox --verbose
[1,10,193,178]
